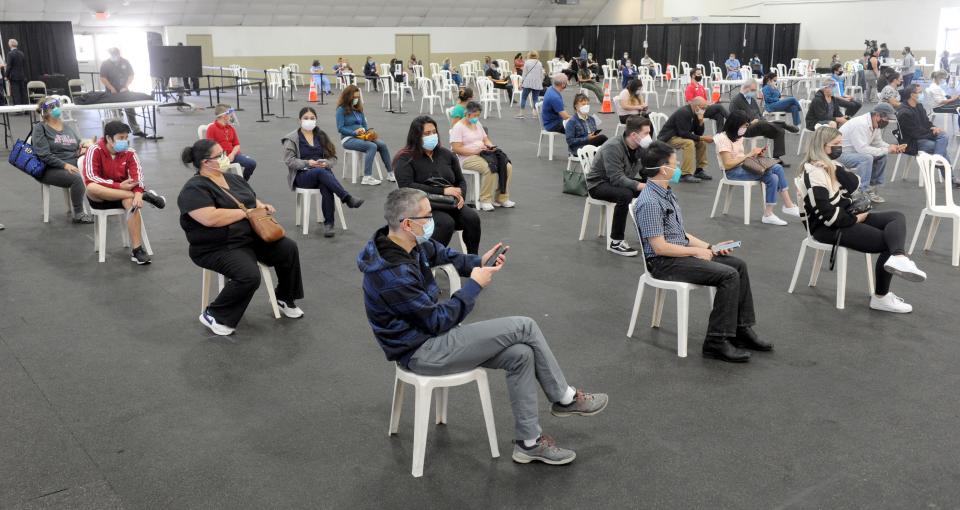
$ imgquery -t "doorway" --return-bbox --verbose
[395,34,430,66]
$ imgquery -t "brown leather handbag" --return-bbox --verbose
[209,179,286,242]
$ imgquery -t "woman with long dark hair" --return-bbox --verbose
[282,107,364,237]
[335,84,394,185]
[714,110,798,226]
[177,139,304,335]
[393,115,481,253]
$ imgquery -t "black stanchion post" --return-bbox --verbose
[216,84,220,104]
[207,76,214,107]
[256,82,268,123]
[276,66,290,119]
[264,77,274,117]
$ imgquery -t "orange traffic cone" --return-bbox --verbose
[711,83,721,103]
[665,65,672,81]
[601,82,613,113]
[308,81,318,102]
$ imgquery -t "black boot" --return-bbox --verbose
[702,337,751,363]
[731,326,773,351]
[783,123,800,134]
[344,195,364,208]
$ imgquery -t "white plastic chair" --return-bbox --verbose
[418,78,443,115]
[663,74,686,107]
[649,112,669,134]
[476,78,501,119]
[575,146,617,245]
[601,64,618,92]
[909,154,960,266]
[890,152,924,187]
[535,101,563,161]
[200,263,281,319]
[639,75,660,109]
[91,208,153,263]
[388,365,498,477]
[709,147,767,225]
[795,99,815,155]
[41,184,90,223]
[788,176,875,309]
[612,96,626,137]
[341,139,385,184]
[294,188,347,235]
[197,124,209,140]
[509,74,522,106]
[431,263,462,294]
[626,248,717,358]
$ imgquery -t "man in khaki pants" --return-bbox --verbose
[450,102,515,211]
[657,97,714,183]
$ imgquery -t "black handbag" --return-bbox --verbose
[846,190,873,215]
[424,176,459,210]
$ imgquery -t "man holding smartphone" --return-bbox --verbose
[359,188,608,466]
[633,142,769,363]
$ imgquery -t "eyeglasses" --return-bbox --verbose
[403,215,433,221]
[205,153,226,161]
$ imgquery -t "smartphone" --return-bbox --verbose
[485,244,508,267]
[593,129,602,135]
[712,240,742,253]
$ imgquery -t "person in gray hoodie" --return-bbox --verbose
[282,107,363,237]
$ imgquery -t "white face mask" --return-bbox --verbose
[300,119,316,131]
[578,104,590,115]
[638,134,653,149]
[737,127,747,137]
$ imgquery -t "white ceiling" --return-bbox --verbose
[0,0,611,27]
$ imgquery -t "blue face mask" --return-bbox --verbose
[50,107,62,119]
[744,91,756,101]
[670,166,682,184]
[414,217,435,244]
[422,134,439,151]
[113,138,129,152]
[468,117,479,124]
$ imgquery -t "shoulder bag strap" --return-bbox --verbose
[203,175,249,211]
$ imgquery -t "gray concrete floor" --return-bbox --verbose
[1,83,959,509]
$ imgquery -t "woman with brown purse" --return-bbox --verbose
[178,139,305,336]
[336,85,395,185]
[714,111,800,226]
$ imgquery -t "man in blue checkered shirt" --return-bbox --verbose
[633,141,769,363]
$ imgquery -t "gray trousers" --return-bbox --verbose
[408,316,569,441]
[118,108,141,132]
[36,168,85,215]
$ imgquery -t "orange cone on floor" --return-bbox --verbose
[665,65,672,81]
[308,81,318,102]
[711,83,721,103]
[601,82,613,113]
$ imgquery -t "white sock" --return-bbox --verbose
[560,386,576,405]
[523,437,539,447]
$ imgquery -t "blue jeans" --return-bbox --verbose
[520,87,541,109]
[341,137,392,177]
[725,163,787,204]
[837,152,886,191]
[312,76,331,94]
[293,168,350,225]
[234,153,257,181]
[917,134,949,159]
[765,97,802,125]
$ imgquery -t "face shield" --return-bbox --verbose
[216,107,239,126]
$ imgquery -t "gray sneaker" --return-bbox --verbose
[867,188,886,203]
[512,435,576,465]
[551,389,609,417]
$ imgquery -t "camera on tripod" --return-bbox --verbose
[864,39,878,53]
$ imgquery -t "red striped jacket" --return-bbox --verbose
[82,138,144,193]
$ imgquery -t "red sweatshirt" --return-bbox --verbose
[685,82,707,102]
[82,138,145,193]
[205,121,240,154]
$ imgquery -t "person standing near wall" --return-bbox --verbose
[6,39,28,107]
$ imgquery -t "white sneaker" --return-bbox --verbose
[870,293,913,313]
[361,176,382,186]
[883,255,927,282]
[494,200,516,208]
[761,213,788,226]
[781,205,801,218]
[199,311,235,336]
[479,202,495,211]
[277,300,304,319]
[607,240,639,257]
[386,172,397,182]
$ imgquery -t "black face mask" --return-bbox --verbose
[828,146,843,160]
[693,75,702,82]
[877,119,889,129]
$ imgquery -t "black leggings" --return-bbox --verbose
[588,182,641,241]
[432,206,482,254]
[192,237,304,328]
[813,210,906,296]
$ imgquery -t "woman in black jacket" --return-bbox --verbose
[394,115,481,254]
[800,126,925,313]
